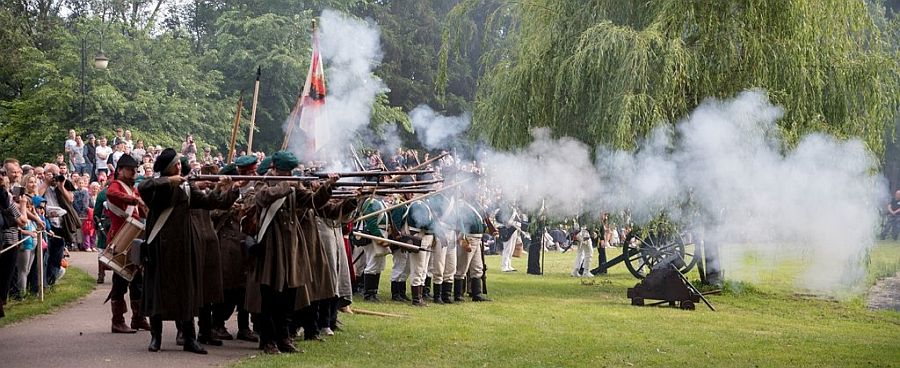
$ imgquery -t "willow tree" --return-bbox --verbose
[444,0,899,154]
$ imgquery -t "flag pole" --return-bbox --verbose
[247,66,261,153]
[282,19,318,151]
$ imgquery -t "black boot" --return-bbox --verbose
[470,278,492,302]
[441,282,454,304]
[423,276,432,298]
[390,281,403,301]
[432,282,443,304]
[394,281,410,301]
[453,279,465,302]
[180,320,208,354]
[363,273,381,302]
[411,285,426,307]
[148,315,162,352]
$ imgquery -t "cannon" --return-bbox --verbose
[591,227,699,279]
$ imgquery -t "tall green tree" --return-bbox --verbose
[446,0,899,155]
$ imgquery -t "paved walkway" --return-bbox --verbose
[0,252,257,368]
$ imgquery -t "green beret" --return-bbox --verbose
[235,155,257,168]
[180,156,191,176]
[272,151,299,171]
[257,157,273,175]
[218,163,237,175]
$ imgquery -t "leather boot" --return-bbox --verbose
[423,276,432,298]
[453,279,466,302]
[130,299,151,331]
[390,281,402,301]
[440,282,454,304]
[397,281,410,301]
[148,315,162,352]
[277,337,301,353]
[432,282,443,304]
[411,285,426,307]
[111,300,137,333]
[363,273,381,302]
[236,328,259,342]
[470,278,492,302]
[180,320,208,354]
[97,261,105,284]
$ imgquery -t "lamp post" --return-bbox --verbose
[80,31,109,127]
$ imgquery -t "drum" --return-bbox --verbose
[99,217,145,281]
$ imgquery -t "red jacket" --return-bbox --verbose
[104,180,144,239]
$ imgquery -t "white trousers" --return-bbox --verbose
[455,234,484,279]
[500,230,519,271]
[409,234,434,287]
[572,239,593,277]
[430,231,457,284]
[390,250,410,282]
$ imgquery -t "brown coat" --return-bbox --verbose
[244,181,332,313]
[138,178,228,321]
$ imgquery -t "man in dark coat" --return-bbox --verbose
[138,148,238,354]
[244,151,336,354]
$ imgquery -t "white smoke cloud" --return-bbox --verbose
[286,9,386,161]
[410,105,472,150]
[443,90,883,294]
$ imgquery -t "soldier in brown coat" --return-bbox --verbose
[244,151,336,354]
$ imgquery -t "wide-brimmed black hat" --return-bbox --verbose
[153,148,178,173]
[116,154,139,169]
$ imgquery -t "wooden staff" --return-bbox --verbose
[227,91,244,163]
[247,66,261,153]
[350,231,431,253]
[354,177,472,222]
[351,308,403,318]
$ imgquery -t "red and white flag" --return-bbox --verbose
[298,25,327,155]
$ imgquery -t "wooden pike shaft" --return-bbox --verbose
[227,92,244,163]
[351,308,403,318]
[247,67,261,153]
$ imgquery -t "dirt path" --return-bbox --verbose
[867,272,900,312]
[0,252,257,368]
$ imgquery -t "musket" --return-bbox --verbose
[332,188,434,196]
[310,170,434,178]
[247,67,261,153]
[188,175,318,182]
[354,177,474,222]
[350,231,432,253]
[227,91,245,163]
[334,179,442,188]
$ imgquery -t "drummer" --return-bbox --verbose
[104,154,150,333]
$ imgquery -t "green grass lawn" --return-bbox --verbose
[236,241,900,368]
[0,265,95,327]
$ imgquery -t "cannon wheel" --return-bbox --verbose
[678,231,700,275]
[623,231,697,279]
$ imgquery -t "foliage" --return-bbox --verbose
[445,0,900,156]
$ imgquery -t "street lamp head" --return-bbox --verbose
[93,51,109,70]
